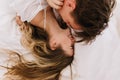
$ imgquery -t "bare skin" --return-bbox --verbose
[16,7,75,56]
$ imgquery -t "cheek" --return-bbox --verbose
[59,9,68,19]
[61,44,74,56]
[72,23,81,30]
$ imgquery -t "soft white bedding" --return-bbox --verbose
[0,0,32,79]
[0,0,120,80]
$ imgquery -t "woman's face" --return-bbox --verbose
[49,28,75,56]
[15,16,75,56]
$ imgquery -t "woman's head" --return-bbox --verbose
[16,15,75,56]
[4,22,73,80]
[21,22,74,56]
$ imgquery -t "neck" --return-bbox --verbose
[30,6,62,38]
[45,8,63,37]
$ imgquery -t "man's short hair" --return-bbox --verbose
[72,0,116,43]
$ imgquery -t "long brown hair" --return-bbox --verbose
[2,22,73,80]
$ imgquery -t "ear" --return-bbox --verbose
[50,40,58,50]
[66,0,76,10]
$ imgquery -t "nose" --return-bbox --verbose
[67,34,75,46]
[70,35,75,46]
[71,37,75,44]
[66,28,75,44]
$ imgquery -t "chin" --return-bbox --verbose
[66,51,74,57]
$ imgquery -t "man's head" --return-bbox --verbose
[58,0,115,43]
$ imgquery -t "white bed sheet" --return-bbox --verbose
[0,0,32,79]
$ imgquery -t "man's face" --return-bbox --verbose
[58,0,82,30]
